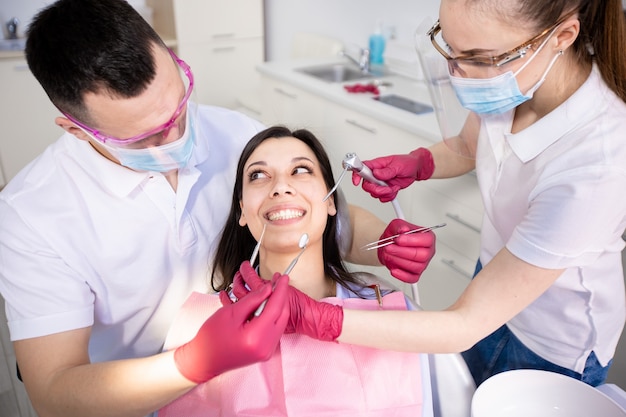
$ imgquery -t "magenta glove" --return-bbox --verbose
[377,218,436,284]
[352,147,435,202]
[174,274,289,383]
[235,261,344,342]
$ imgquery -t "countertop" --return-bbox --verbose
[256,57,443,143]
[0,49,26,60]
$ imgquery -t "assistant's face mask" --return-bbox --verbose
[449,32,562,115]
[91,106,196,173]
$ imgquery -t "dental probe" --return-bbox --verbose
[249,223,267,266]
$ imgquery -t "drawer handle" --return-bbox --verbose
[445,212,481,233]
[212,33,236,39]
[212,46,236,53]
[345,119,376,134]
[274,87,297,100]
[441,258,473,279]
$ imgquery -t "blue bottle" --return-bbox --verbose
[369,21,386,65]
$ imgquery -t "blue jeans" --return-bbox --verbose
[461,260,611,387]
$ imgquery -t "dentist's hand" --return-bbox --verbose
[377,218,436,284]
[234,261,343,342]
[174,273,289,383]
[352,147,434,202]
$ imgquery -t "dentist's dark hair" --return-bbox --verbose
[25,0,168,124]
[211,126,359,292]
[477,0,626,102]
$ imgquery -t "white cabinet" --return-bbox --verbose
[0,57,61,187]
[152,0,265,109]
[259,76,327,133]
[172,0,263,43]
[178,39,263,109]
[0,296,37,417]
[258,76,484,309]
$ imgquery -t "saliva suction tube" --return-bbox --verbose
[324,153,406,220]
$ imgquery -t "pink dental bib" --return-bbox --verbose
[159,291,424,417]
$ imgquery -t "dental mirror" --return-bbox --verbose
[253,233,309,317]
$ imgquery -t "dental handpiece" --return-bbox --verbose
[343,153,406,220]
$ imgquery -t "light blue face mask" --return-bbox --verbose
[450,34,562,115]
[100,110,196,173]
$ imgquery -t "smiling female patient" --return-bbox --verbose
[157,126,427,416]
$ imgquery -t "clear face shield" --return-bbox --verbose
[414,19,477,159]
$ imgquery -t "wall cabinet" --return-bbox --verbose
[0,57,61,188]
[149,0,265,109]
[259,75,484,310]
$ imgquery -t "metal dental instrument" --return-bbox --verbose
[249,223,267,266]
[323,165,349,202]
[323,153,405,219]
[254,233,309,317]
[282,233,309,275]
[362,223,447,250]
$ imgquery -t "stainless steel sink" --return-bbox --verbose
[296,63,377,83]
[0,38,26,52]
[374,94,433,115]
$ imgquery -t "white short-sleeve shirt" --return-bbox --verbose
[0,104,263,362]
[475,65,626,372]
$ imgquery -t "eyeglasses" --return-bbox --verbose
[428,11,575,76]
[62,48,194,146]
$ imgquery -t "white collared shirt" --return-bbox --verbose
[0,104,263,362]
[476,65,626,372]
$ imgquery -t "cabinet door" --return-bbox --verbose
[417,241,475,311]
[0,58,60,187]
[173,0,263,43]
[408,180,483,262]
[179,38,263,108]
[258,77,327,133]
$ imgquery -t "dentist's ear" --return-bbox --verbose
[55,117,91,141]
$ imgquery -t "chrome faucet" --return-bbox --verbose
[6,17,19,40]
[340,47,370,74]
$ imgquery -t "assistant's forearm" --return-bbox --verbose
[337,308,476,353]
[428,140,476,179]
[25,351,194,417]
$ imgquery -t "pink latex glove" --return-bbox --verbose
[234,261,343,342]
[174,275,289,383]
[352,147,435,202]
[377,218,436,284]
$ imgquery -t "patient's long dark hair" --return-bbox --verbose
[211,126,360,292]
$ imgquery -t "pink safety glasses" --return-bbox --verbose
[61,48,194,146]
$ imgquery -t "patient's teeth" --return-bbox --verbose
[267,209,304,221]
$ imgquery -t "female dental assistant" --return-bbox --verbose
[238,0,626,387]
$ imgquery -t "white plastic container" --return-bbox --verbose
[471,370,626,417]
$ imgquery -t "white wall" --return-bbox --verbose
[264,0,440,61]
[0,0,54,40]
